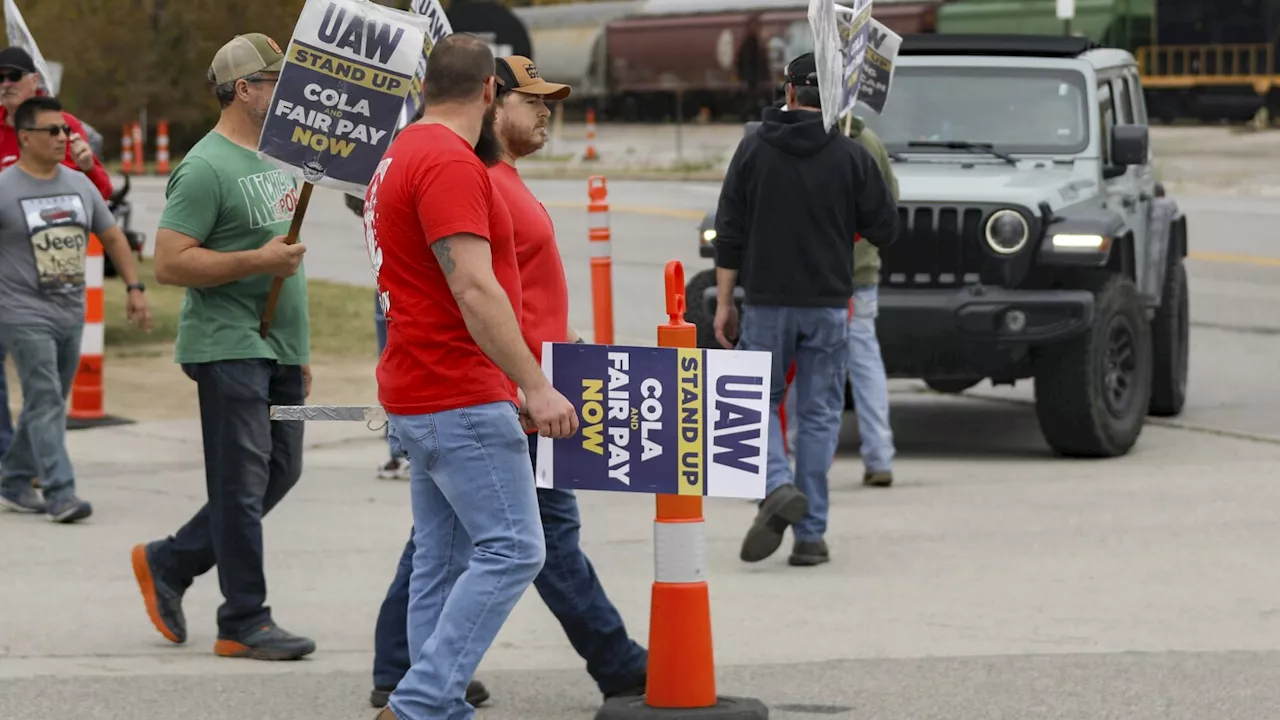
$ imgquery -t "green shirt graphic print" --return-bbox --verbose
[159,131,310,366]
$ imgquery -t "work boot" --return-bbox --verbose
[0,480,44,513]
[788,538,830,567]
[214,621,315,661]
[374,708,398,720]
[131,542,187,644]
[863,470,893,487]
[370,679,491,709]
[739,484,808,562]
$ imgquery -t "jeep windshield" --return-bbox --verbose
[860,66,1090,157]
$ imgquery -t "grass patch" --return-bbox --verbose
[104,261,376,358]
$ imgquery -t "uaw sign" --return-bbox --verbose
[535,343,772,499]
[396,0,452,134]
[258,0,439,194]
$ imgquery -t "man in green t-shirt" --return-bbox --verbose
[128,33,315,662]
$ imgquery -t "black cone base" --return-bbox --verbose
[595,695,768,720]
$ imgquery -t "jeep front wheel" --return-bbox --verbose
[1033,275,1153,458]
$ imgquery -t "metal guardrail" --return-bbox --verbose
[1135,43,1278,93]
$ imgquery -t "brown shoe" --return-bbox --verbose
[374,708,398,720]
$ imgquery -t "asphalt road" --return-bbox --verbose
[4,175,1280,719]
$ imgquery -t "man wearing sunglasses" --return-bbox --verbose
[0,47,112,201]
[0,95,151,521]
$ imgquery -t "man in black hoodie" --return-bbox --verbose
[713,52,899,567]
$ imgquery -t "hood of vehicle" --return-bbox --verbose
[894,160,1100,210]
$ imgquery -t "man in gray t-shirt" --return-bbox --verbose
[0,95,151,524]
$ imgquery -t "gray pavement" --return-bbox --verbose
[6,161,1280,718]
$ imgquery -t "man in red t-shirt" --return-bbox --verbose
[362,33,578,720]
[365,56,649,713]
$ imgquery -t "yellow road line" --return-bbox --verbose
[1188,251,1280,268]
[543,202,1280,268]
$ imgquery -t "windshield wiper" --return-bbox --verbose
[906,140,1017,166]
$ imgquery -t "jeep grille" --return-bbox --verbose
[880,205,991,288]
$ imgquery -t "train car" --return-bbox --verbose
[937,0,1280,122]
[603,0,942,121]
[1137,0,1280,122]
[512,0,644,108]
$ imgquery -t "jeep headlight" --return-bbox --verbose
[984,210,1029,255]
[701,228,716,243]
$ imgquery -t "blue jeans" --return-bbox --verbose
[0,323,83,499]
[375,295,405,461]
[847,285,894,472]
[736,304,848,542]
[373,431,648,695]
[388,401,547,720]
[147,359,306,635]
[0,343,13,459]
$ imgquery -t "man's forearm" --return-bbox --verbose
[456,282,550,392]
[99,231,141,287]
[156,246,267,288]
[716,267,738,305]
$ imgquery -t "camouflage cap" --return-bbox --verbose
[209,33,285,85]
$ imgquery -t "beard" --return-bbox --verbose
[474,102,501,167]
[501,123,546,160]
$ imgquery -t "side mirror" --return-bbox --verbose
[1110,124,1149,167]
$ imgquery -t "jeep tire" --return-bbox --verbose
[1148,259,1189,417]
[683,268,720,349]
[1033,274,1153,458]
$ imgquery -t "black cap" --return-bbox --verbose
[785,52,818,88]
[0,47,35,74]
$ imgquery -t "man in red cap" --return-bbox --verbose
[0,47,112,199]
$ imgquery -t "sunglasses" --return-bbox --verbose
[22,124,71,137]
[0,70,26,83]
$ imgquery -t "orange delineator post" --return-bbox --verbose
[587,176,614,345]
[69,234,106,422]
[121,127,134,174]
[155,119,170,174]
[584,106,598,161]
[648,260,716,709]
[132,122,145,174]
[596,261,767,719]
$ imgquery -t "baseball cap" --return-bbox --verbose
[785,53,818,88]
[209,33,285,84]
[495,56,571,101]
[0,47,35,74]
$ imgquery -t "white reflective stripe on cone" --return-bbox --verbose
[81,322,104,356]
[654,520,707,584]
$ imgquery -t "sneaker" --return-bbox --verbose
[214,621,316,661]
[44,491,92,523]
[739,484,808,563]
[0,481,44,513]
[370,679,490,708]
[863,470,893,488]
[788,538,830,567]
[376,457,409,481]
[130,542,187,644]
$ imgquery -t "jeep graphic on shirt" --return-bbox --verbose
[21,192,88,294]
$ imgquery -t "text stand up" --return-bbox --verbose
[259,181,314,339]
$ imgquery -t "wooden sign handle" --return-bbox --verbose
[259,181,315,339]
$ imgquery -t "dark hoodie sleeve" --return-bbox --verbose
[712,138,751,271]
[849,141,899,248]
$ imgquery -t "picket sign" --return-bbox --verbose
[256,0,448,337]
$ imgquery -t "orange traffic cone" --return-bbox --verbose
[66,233,132,430]
[595,261,766,720]
[155,120,170,174]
